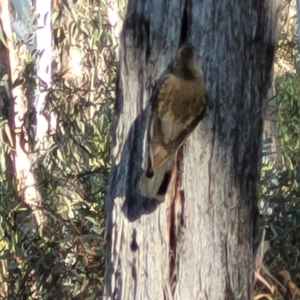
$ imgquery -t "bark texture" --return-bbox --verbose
[105,0,280,299]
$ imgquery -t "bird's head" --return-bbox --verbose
[173,42,201,79]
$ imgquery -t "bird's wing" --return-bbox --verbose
[147,74,206,175]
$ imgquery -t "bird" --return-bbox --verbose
[146,42,207,186]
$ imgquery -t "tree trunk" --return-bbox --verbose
[1,0,45,229]
[104,0,281,299]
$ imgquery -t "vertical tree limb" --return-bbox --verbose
[0,0,44,230]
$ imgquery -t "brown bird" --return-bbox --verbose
[146,42,207,182]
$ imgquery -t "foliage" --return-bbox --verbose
[255,2,300,298]
[256,2,300,296]
[0,0,124,298]
[258,154,300,299]
[276,74,300,170]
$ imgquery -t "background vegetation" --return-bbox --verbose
[0,0,126,298]
[257,1,300,299]
[0,0,300,299]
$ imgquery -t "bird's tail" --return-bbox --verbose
[139,158,174,201]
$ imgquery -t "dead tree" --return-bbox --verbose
[105,0,281,299]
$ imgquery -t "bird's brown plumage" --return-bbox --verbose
[146,43,207,179]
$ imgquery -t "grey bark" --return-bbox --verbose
[104,1,280,299]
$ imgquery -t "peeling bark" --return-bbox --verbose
[105,0,281,299]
